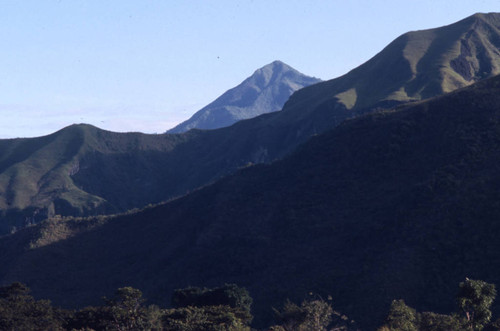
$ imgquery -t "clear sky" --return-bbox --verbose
[1,0,499,138]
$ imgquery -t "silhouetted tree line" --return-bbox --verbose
[0,281,358,331]
[0,283,254,331]
[378,278,500,331]
[0,278,498,330]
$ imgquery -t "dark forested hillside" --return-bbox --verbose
[2,74,500,329]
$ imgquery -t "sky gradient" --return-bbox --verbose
[1,0,499,138]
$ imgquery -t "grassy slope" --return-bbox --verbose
[0,13,499,235]
[1,74,500,329]
[281,13,500,118]
[0,125,197,233]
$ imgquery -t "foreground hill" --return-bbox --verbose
[167,60,321,133]
[1,13,499,234]
[2,74,500,329]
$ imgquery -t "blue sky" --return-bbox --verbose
[1,0,499,138]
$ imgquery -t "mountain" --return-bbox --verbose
[2,74,500,329]
[1,13,499,235]
[0,126,199,233]
[270,12,500,137]
[167,60,321,133]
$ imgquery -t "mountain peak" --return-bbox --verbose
[167,61,321,133]
[452,12,500,28]
[258,60,293,72]
[247,60,306,89]
[471,12,500,20]
[474,12,500,28]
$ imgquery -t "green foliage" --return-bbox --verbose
[272,297,338,331]
[273,300,308,330]
[484,317,500,330]
[418,311,464,330]
[64,305,112,331]
[66,287,163,331]
[379,279,498,330]
[381,299,418,331]
[379,304,465,331]
[66,284,251,330]
[103,286,162,331]
[172,284,253,325]
[378,312,465,331]
[0,282,64,330]
[300,299,334,331]
[457,278,497,330]
[3,73,500,331]
[163,305,250,331]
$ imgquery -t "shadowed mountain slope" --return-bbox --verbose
[0,126,200,233]
[167,61,321,133]
[2,74,500,329]
[0,13,499,235]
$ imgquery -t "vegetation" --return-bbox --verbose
[0,282,65,330]
[379,279,497,331]
[2,73,500,329]
[458,278,497,330]
[171,284,253,325]
[270,296,357,331]
[0,282,355,330]
[1,13,499,239]
[2,279,499,330]
[0,283,253,330]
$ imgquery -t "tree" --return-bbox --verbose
[457,278,497,330]
[163,305,251,331]
[272,297,335,331]
[418,311,464,331]
[0,282,64,330]
[273,300,308,331]
[300,299,334,331]
[171,284,253,325]
[380,299,418,331]
[64,305,112,331]
[104,286,162,330]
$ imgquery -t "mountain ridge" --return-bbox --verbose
[167,60,321,133]
[2,73,500,329]
[281,12,500,118]
[0,13,499,234]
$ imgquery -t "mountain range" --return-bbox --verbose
[1,13,500,329]
[167,60,321,133]
[0,13,499,236]
[2,72,500,329]
[271,12,500,134]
